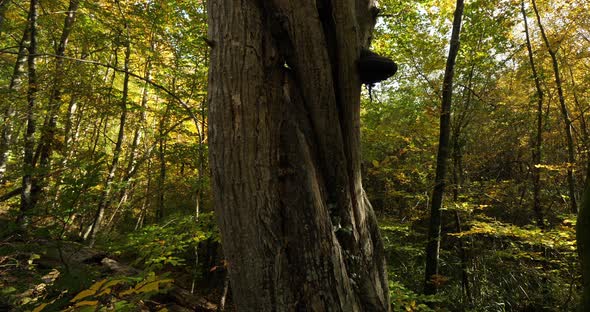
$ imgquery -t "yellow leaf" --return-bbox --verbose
[96,288,112,297]
[103,279,126,290]
[32,303,48,312]
[135,272,157,289]
[119,288,135,297]
[89,279,109,291]
[70,289,96,303]
[73,300,99,307]
[136,279,173,293]
[372,160,380,167]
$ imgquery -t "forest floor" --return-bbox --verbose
[0,226,226,311]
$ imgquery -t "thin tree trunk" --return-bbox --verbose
[135,158,152,230]
[17,0,39,229]
[451,120,471,306]
[219,273,230,311]
[86,22,131,247]
[424,0,464,296]
[0,0,9,33]
[51,87,83,211]
[107,47,152,229]
[521,0,545,227]
[0,19,30,184]
[33,0,80,204]
[157,107,169,222]
[531,0,577,214]
[196,52,207,220]
[450,62,473,306]
[566,63,588,150]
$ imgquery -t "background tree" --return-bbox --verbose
[424,0,464,296]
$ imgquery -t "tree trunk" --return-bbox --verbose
[86,24,131,247]
[521,0,545,227]
[51,77,84,212]
[17,0,39,229]
[577,161,590,310]
[0,0,9,33]
[33,0,80,204]
[207,0,389,310]
[0,18,30,184]
[157,107,168,222]
[531,0,577,214]
[108,43,153,229]
[424,0,464,296]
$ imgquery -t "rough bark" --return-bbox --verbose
[424,0,464,296]
[17,0,38,229]
[521,0,545,228]
[207,0,389,310]
[531,0,577,214]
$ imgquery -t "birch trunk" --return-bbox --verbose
[0,17,30,184]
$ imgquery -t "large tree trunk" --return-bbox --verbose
[423,0,464,296]
[578,162,590,310]
[207,0,389,310]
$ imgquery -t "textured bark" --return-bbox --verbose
[424,0,464,296]
[531,0,577,214]
[521,0,545,228]
[208,0,389,310]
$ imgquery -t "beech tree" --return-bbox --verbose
[207,0,390,310]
